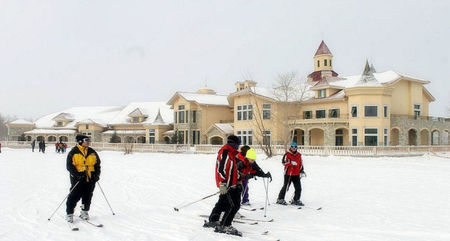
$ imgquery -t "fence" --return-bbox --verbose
[2,141,449,156]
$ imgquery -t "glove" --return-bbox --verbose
[300,171,307,178]
[291,161,298,166]
[90,174,100,182]
[219,182,228,195]
[264,172,272,182]
[73,172,86,181]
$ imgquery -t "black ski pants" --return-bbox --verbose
[209,185,242,226]
[66,178,96,214]
[278,175,302,201]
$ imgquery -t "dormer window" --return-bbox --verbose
[56,121,63,127]
[318,89,326,98]
[132,117,139,123]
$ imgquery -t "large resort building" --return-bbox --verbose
[6,41,449,146]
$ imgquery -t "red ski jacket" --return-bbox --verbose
[215,144,239,188]
[282,151,303,176]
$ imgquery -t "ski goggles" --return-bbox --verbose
[82,138,91,143]
[290,145,298,149]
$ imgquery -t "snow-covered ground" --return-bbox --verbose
[1,148,450,241]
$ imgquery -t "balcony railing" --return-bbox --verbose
[289,114,350,124]
[391,114,448,122]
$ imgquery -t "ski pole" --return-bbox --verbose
[174,191,220,211]
[263,178,270,217]
[97,182,115,215]
[47,180,80,221]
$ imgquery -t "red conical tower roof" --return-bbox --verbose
[314,40,332,56]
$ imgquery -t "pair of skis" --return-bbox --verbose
[67,217,103,231]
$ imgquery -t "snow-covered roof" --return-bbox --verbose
[8,119,34,125]
[76,119,108,127]
[214,123,234,135]
[34,106,123,129]
[24,129,76,134]
[329,70,428,89]
[230,85,315,103]
[108,102,173,125]
[102,130,146,135]
[169,92,230,106]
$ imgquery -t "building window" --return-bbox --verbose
[149,129,155,144]
[174,112,177,124]
[364,105,378,117]
[351,106,358,117]
[237,130,253,145]
[237,104,253,121]
[364,128,378,146]
[384,105,388,118]
[192,130,200,144]
[318,89,326,98]
[352,128,358,146]
[178,105,185,123]
[262,103,271,120]
[185,110,189,123]
[329,109,340,118]
[384,128,388,146]
[179,111,185,123]
[335,129,344,146]
[316,109,326,119]
[324,59,328,66]
[263,130,271,145]
[57,121,63,127]
[192,110,197,123]
[132,117,139,123]
[303,111,312,119]
[317,60,320,67]
[414,104,421,117]
[330,59,332,66]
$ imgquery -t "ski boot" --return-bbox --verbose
[79,210,90,220]
[291,200,304,206]
[65,214,74,223]
[276,199,288,205]
[215,225,242,236]
[203,220,220,228]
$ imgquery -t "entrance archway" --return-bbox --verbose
[431,130,440,145]
[47,136,56,142]
[210,136,223,145]
[408,129,418,146]
[292,129,305,145]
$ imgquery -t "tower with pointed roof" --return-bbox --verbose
[308,40,339,82]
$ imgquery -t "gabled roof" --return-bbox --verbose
[314,40,332,56]
[76,119,108,127]
[128,108,148,117]
[167,92,230,107]
[52,113,74,121]
[307,70,339,81]
[206,123,234,136]
[109,102,173,125]
[228,85,315,105]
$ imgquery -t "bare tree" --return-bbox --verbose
[272,72,309,151]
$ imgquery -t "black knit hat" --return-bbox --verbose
[227,135,240,145]
[76,134,89,144]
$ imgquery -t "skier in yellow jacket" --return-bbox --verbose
[65,134,101,223]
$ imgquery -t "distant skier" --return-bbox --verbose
[31,140,35,152]
[276,142,306,206]
[0,142,2,153]
[65,134,101,223]
[203,135,242,236]
[237,146,272,205]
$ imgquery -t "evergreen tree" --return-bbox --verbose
[110,131,121,143]
[171,131,178,144]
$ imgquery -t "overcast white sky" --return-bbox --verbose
[0,0,449,119]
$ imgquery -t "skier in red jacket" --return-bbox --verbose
[204,135,242,236]
[276,142,306,206]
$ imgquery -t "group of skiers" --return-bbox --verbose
[60,134,304,237]
[31,139,47,153]
[55,141,68,153]
[203,135,305,236]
